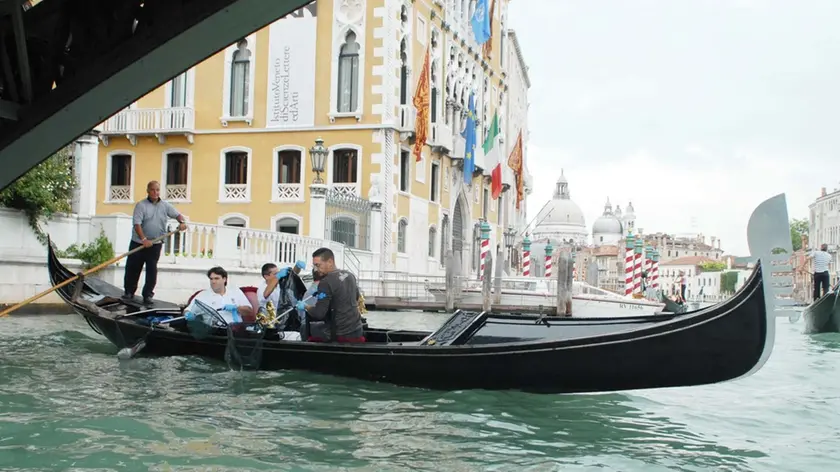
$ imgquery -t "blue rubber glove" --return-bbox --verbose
[184,311,195,321]
[295,260,306,270]
[295,300,306,311]
[276,267,290,279]
[223,304,238,312]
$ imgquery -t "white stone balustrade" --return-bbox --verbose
[102,107,195,134]
[236,228,346,269]
[431,122,453,150]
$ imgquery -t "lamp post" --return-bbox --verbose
[309,137,328,184]
[504,225,515,273]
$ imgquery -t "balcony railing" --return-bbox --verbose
[273,183,303,201]
[164,184,188,201]
[430,122,453,151]
[331,182,359,197]
[101,107,195,144]
[108,185,132,202]
[453,135,466,159]
[222,183,249,202]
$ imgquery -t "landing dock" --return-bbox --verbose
[356,250,578,316]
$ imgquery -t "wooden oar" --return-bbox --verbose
[0,230,178,318]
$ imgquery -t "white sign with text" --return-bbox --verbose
[266,15,317,128]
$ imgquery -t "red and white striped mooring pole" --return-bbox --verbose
[479,221,490,280]
[544,241,553,277]
[522,235,531,277]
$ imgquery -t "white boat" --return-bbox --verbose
[428,278,665,318]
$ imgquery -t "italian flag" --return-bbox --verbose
[483,111,503,199]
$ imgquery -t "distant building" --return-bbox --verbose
[659,255,748,301]
[646,232,724,263]
[808,186,840,279]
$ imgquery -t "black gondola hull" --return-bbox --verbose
[46,240,774,394]
[803,290,840,334]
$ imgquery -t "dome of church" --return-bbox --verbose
[531,170,588,247]
[592,198,623,235]
[535,170,586,227]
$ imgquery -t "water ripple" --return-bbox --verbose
[0,314,838,471]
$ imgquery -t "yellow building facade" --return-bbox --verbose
[95,0,529,274]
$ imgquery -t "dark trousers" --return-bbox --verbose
[680,284,687,301]
[813,271,830,301]
[123,241,163,298]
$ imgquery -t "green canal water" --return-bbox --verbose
[0,312,837,471]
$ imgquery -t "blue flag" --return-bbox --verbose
[471,0,491,45]
[462,92,477,185]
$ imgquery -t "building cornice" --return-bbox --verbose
[506,29,531,88]
[809,188,840,208]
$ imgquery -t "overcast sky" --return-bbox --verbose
[508,0,840,256]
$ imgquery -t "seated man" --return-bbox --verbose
[184,266,253,324]
[296,247,364,343]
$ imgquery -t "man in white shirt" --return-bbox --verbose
[184,266,253,324]
[809,243,832,301]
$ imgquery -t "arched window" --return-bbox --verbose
[220,148,250,201]
[397,219,408,253]
[428,226,437,258]
[230,39,251,117]
[274,217,299,263]
[106,152,134,202]
[163,151,189,201]
[275,217,299,234]
[273,147,304,201]
[337,31,360,113]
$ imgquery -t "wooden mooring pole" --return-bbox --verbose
[493,243,503,305]
[445,250,456,312]
[482,250,493,312]
[556,251,573,316]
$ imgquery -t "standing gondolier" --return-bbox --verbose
[809,243,832,302]
[123,181,187,305]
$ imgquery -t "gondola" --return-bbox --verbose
[47,240,776,395]
[659,292,687,314]
[802,287,840,334]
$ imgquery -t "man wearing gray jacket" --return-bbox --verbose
[296,247,364,342]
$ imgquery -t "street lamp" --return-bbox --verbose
[503,226,515,247]
[309,137,328,184]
